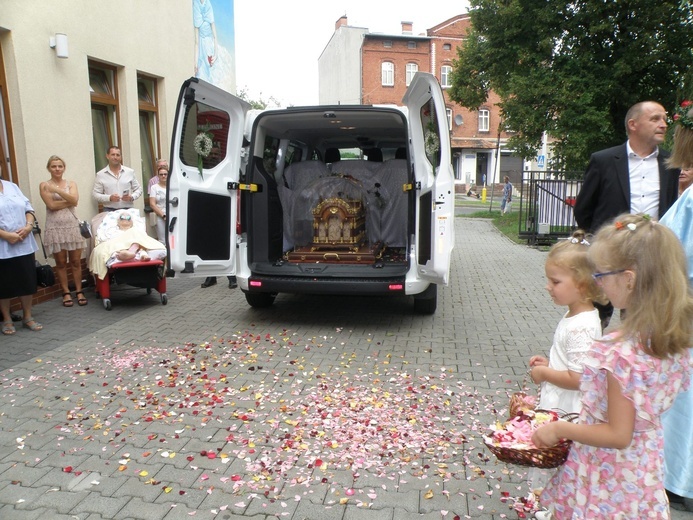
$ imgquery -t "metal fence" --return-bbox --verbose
[518,171,583,245]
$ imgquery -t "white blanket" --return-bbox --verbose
[89,227,166,279]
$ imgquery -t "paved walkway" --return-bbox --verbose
[0,218,689,519]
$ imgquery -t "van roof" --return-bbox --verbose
[247,105,409,152]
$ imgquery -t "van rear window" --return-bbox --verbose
[179,102,231,173]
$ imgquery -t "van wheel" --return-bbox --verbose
[413,284,437,315]
[244,292,276,308]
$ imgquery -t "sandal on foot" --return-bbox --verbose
[62,293,74,307]
[22,319,43,332]
[2,322,16,335]
[76,292,88,306]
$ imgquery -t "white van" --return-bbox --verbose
[167,72,454,314]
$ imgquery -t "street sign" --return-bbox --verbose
[537,155,545,169]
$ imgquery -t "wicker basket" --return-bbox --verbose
[508,391,537,418]
[485,412,578,469]
[508,372,541,418]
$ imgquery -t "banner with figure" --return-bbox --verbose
[193,0,236,94]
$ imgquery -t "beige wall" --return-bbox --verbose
[0,0,194,227]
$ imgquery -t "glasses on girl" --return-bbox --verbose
[591,269,625,284]
[119,214,132,221]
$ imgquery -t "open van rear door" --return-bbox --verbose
[403,72,455,285]
[168,78,250,278]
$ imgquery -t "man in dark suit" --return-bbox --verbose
[575,101,679,233]
[574,101,679,327]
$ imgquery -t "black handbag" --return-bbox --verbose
[69,209,92,239]
[33,222,55,288]
[78,220,92,239]
[36,262,55,288]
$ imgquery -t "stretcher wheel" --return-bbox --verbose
[103,299,112,311]
[161,293,168,305]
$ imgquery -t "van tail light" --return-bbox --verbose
[236,190,242,235]
[388,284,404,291]
[249,280,262,287]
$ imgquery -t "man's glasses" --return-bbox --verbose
[119,214,132,221]
[591,269,625,284]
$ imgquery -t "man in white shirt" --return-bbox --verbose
[93,146,142,211]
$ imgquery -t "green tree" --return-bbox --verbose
[236,87,281,110]
[449,0,693,173]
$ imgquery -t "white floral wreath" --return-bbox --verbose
[193,132,214,179]
[194,132,213,157]
[424,131,440,157]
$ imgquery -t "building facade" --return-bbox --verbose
[1,1,237,221]
[1,0,235,303]
[319,14,524,189]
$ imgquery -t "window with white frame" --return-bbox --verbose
[478,109,490,132]
[381,62,394,86]
[407,41,417,49]
[443,43,452,51]
[405,63,418,86]
[441,65,453,88]
[446,108,452,131]
[383,40,392,48]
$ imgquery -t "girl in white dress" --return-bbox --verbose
[527,230,604,510]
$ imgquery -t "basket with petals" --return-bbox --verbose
[484,409,578,469]
[508,374,540,418]
[508,391,537,418]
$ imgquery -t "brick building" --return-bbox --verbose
[319,14,524,189]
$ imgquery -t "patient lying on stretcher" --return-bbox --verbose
[89,211,166,279]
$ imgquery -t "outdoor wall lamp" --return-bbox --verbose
[49,33,69,59]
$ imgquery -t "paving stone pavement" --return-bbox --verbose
[0,218,690,520]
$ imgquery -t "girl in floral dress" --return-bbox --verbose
[532,213,693,519]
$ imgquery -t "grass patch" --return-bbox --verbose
[459,209,525,244]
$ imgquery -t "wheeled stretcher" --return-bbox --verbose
[88,209,168,310]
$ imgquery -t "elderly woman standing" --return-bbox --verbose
[0,166,42,335]
[148,165,168,241]
[678,165,693,195]
[659,99,693,512]
[40,155,87,307]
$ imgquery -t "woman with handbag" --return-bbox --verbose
[40,155,87,307]
[0,165,42,334]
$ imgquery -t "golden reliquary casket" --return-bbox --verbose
[286,196,384,264]
[313,197,365,249]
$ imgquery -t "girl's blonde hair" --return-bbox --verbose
[589,213,693,357]
[546,229,604,304]
[46,155,65,169]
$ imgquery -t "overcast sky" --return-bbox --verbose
[234,1,471,107]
